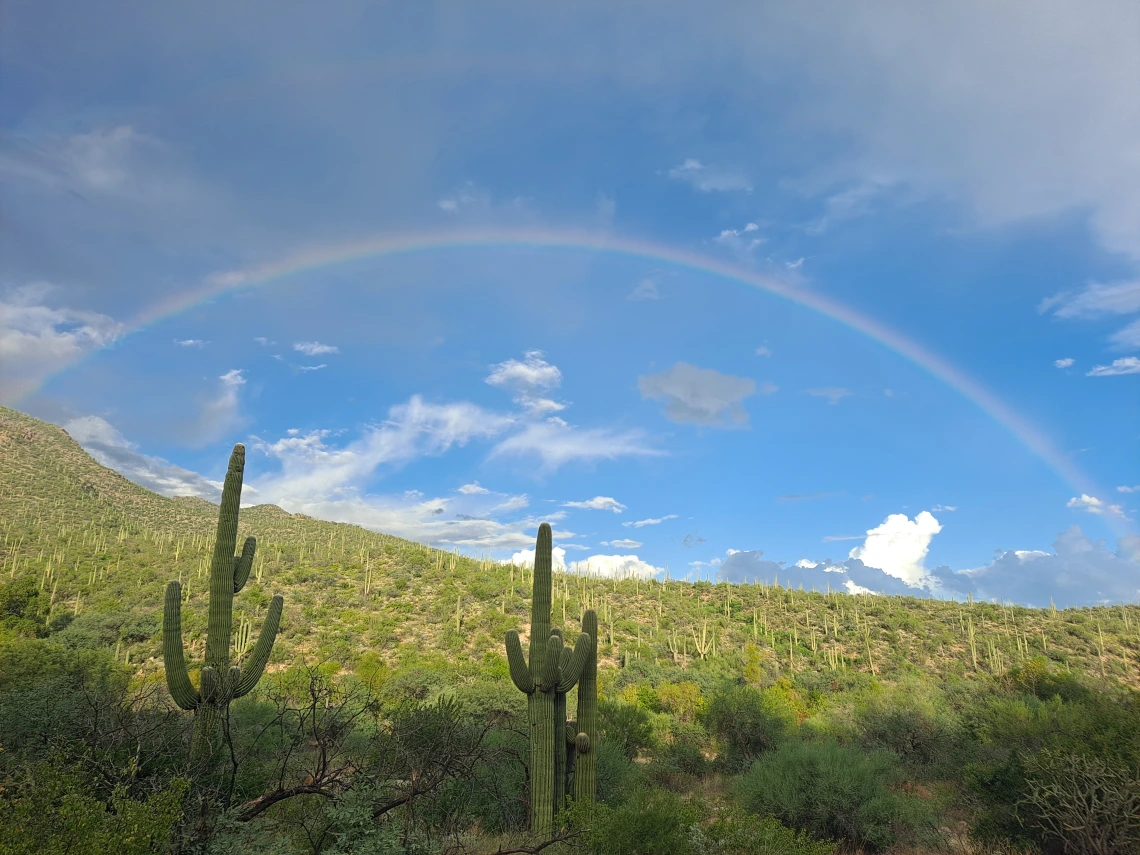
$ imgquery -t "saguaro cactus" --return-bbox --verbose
[163,443,284,760]
[550,628,589,810]
[571,608,598,809]
[505,524,590,836]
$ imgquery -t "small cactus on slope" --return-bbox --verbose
[162,444,284,760]
[505,524,590,836]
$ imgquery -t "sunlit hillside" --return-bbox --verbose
[3,405,1137,690]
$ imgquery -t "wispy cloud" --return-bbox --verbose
[623,514,678,528]
[563,496,626,513]
[602,538,642,549]
[0,284,124,404]
[628,278,661,301]
[1087,357,1140,376]
[294,341,339,356]
[778,492,840,502]
[175,339,206,348]
[667,159,751,193]
[1053,357,1074,368]
[458,481,490,494]
[805,387,852,405]
[489,418,661,472]
[297,364,327,372]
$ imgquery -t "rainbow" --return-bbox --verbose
[29,226,1128,535]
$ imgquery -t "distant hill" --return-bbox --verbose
[1,405,1137,689]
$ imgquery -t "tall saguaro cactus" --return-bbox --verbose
[550,628,589,810]
[505,524,590,836]
[163,444,284,760]
[571,609,599,810]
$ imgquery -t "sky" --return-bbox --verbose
[2,1,1138,608]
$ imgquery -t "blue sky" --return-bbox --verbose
[2,1,1138,607]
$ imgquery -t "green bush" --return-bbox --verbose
[733,737,935,851]
[705,685,791,770]
[693,808,837,855]
[599,698,655,759]
[854,681,962,775]
[0,764,188,855]
[596,737,644,806]
[585,786,701,855]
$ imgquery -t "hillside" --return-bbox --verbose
[1,404,1138,689]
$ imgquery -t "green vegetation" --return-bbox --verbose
[2,404,1139,855]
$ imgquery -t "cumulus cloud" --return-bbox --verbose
[949,527,1140,608]
[639,362,757,427]
[1087,357,1140,376]
[1067,494,1127,518]
[0,284,124,403]
[667,159,751,193]
[563,496,626,513]
[458,481,490,494]
[294,341,339,356]
[1053,357,1074,368]
[64,415,223,501]
[624,515,678,528]
[511,545,569,570]
[713,222,765,253]
[486,350,567,415]
[846,511,942,586]
[805,387,852,405]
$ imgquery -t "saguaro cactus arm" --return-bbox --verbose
[505,630,534,693]
[557,632,592,693]
[232,537,257,593]
[162,581,199,711]
[541,634,562,690]
[233,594,283,698]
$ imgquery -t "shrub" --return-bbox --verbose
[1016,749,1140,855]
[854,681,962,775]
[585,786,701,855]
[705,685,791,770]
[596,737,643,806]
[693,808,838,855]
[599,698,655,759]
[733,737,936,851]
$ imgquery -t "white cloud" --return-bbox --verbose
[1053,357,1074,368]
[805,387,852,405]
[175,339,206,348]
[489,417,661,471]
[64,415,223,501]
[297,364,327,372]
[491,494,530,513]
[602,538,643,549]
[1044,280,1140,319]
[294,341,339,356]
[1087,357,1140,376]
[804,177,897,235]
[458,481,490,494]
[0,284,124,403]
[639,362,757,427]
[574,554,661,580]
[510,545,570,570]
[1109,318,1140,350]
[1118,485,1139,493]
[713,222,765,254]
[821,534,864,542]
[563,496,626,513]
[786,257,805,269]
[624,514,678,528]
[755,345,772,357]
[848,511,943,587]
[195,369,247,442]
[486,350,562,397]
[253,337,269,345]
[628,278,661,301]
[931,504,958,512]
[667,158,751,193]
[1067,494,1127,518]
